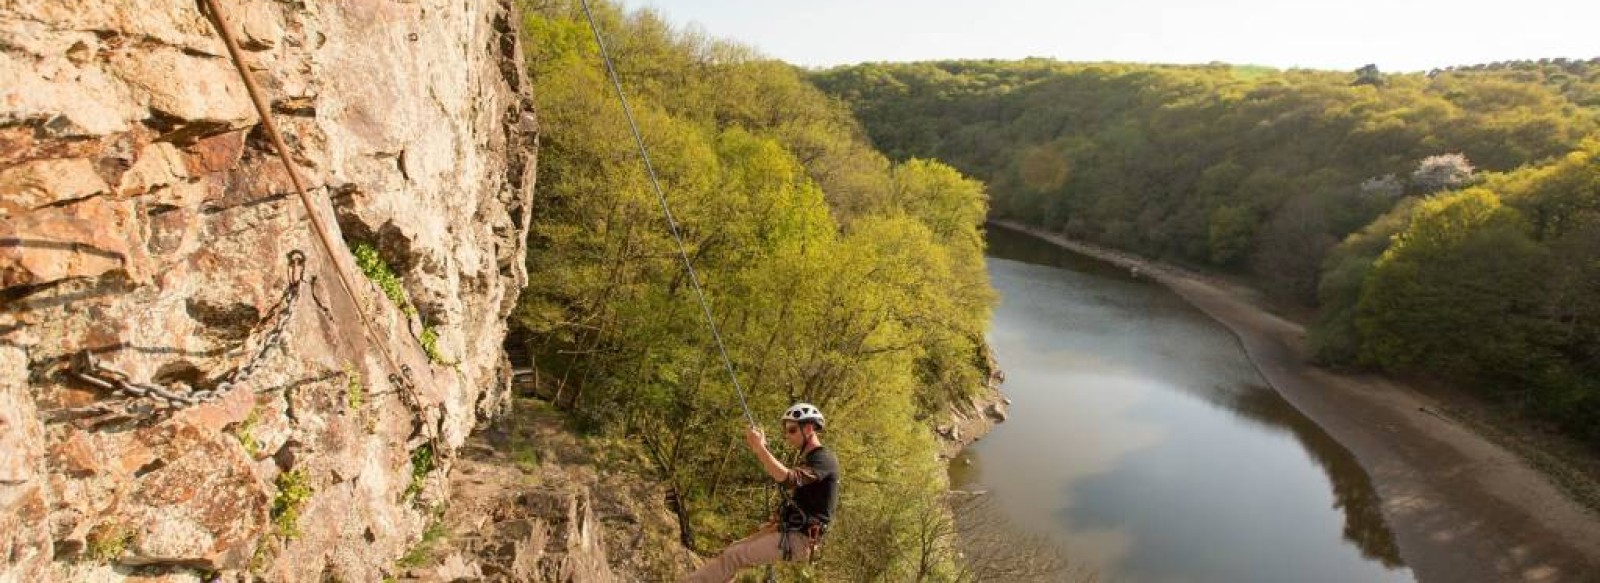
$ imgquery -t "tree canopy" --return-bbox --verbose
[516,2,996,579]
[816,58,1600,448]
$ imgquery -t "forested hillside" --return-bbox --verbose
[814,60,1600,447]
[514,1,995,579]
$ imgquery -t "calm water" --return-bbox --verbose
[953,227,1414,583]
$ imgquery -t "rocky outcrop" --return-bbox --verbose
[408,399,697,582]
[1,0,535,580]
[936,343,1008,459]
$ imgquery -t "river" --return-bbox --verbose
[951,226,1416,583]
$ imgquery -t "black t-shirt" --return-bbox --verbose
[783,446,839,526]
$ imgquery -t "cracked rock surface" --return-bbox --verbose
[1,0,537,579]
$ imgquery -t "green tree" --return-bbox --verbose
[1208,204,1257,266]
[1356,189,1547,380]
[515,2,997,577]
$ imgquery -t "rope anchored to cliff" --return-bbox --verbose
[198,0,439,448]
[49,0,445,456]
[51,251,310,423]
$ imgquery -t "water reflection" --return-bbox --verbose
[961,226,1409,582]
[1222,385,1403,568]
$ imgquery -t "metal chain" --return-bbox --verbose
[202,0,439,450]
[388,365,420,407]
[52,251,309,420]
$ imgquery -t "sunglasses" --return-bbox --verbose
[785,425,805,435]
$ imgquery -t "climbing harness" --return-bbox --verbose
[765,465,826,583]
[52,251,309,421]
[776,486,825,561]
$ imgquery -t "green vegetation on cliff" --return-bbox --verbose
[514,1,995,579]
[815,59,1600,448]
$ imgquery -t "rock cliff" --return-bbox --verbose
[1,0,536,580]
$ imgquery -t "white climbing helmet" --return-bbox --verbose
[781,402,825,429]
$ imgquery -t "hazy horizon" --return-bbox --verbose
[617,0,1600,73]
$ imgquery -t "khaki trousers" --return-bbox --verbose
[683,526,813,583]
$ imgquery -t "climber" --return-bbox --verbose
[683,403,839,583]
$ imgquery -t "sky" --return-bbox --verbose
[615,0,1600,72]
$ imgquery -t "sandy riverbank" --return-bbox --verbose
[991,219,1600,583]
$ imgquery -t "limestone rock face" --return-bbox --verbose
[0,0,536,580]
